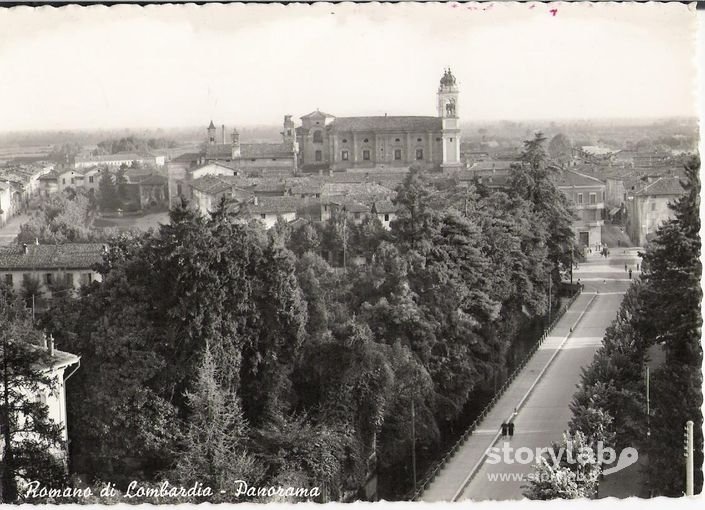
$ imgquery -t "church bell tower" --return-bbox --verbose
[207,120,216,145]
[437,68,461,171]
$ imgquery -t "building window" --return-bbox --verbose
[384,214,389,221]
[651,202,656,211]
[271,158,277,161]
[417,138,422,142]
[287,129,292,136]
[341,150,349,161]
[395,138,401,142]
[313,131,323,143]
[394,149,402,160]
[261,213,267,219]
[315,150,322,162]
[589,193,596,205]
[71,178,75,184]
[45,273,53,285]
[416,149,424,160]
[4,274,12,286]
[363,138,369,143]
[450,138,453,142]
[177,183,183,196]
[342,139,347,143]
[81,273,93,285]
[89,176,94,183]
[354,212,361,219]
[436,137,441,142]
[363,150,371,161]
[577,193,583,205]
[65,273,74,286]
[62,178,66,184]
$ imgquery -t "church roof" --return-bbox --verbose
[208,120,216,129]
[205,144,232,160]
[240,143,295,159]
[329,116,442,133]
[301,109,335,119]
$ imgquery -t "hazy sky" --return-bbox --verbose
[0,2,699,131]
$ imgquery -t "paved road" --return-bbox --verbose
[0,213,29,246]
[420,249,642,502]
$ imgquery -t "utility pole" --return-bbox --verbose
[411,399,417,494]
[684,420,694,496]
[570,244,574,285]
[645,367,650,437]
[548,273,552,324]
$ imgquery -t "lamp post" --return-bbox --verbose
[411,399,417,495]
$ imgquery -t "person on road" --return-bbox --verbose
[625,263,628,272]
[501,422,508,437]
[629,268,632,279]
[508,422,515,438]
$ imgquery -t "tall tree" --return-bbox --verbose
[0,289,67,502]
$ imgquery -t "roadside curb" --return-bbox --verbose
[449,293,598,501]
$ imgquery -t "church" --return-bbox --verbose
[296,68,462,172]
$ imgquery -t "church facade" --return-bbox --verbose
[296,69,461,172]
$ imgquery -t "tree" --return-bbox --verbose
[548,133,572,162]
[98,170,120,211]
[523,431,601,500]
[640,156,702,495]
[170,344,261,502]
[17,190,98,244]
[0,290,67,502]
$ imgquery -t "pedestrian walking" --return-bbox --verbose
[508,422,515,438]
[628,268,632,279]
[637,263,640,271]
[625,263,628,272]
[501,422,508,437]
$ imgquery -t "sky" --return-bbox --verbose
[0,2,699,131]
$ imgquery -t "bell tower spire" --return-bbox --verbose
[437,68,461,171]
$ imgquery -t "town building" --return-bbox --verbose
[625,176,684,246]
[555,170,606,248]
[201,119,299,177]
[2,335,80,465]
[74,153,166,169]
[38,170,60,197]
[0,243,105,298]
[0,181,22,227]
[296,69,462,173]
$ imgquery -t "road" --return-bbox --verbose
[420,249,642,502]
[0,213,29,246]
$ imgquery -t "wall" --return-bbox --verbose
[256,211,296,229]
[626,194,677,246]
[1,269,103,297]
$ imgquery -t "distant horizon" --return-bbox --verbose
[0,115,699,138]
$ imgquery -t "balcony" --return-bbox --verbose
[574,201,605,210]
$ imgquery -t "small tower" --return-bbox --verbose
[207,120,216,145]
[282,115,295,144]
[231,128,241,159]
[437,68,461,171]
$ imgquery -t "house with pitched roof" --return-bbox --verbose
[0,243,105,297]
[555,170,606,248]
[625,176,684,246]
[296,69,462,173]
[38,170,60,197]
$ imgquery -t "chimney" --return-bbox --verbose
[22,243,28,254]
[48,334,55,356]
[222,124,225,145]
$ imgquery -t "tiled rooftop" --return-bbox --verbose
[0,243,105,270]
[634,177,684,197]
[329,116,442,133]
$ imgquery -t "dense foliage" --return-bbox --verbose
[32,134,577,501]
